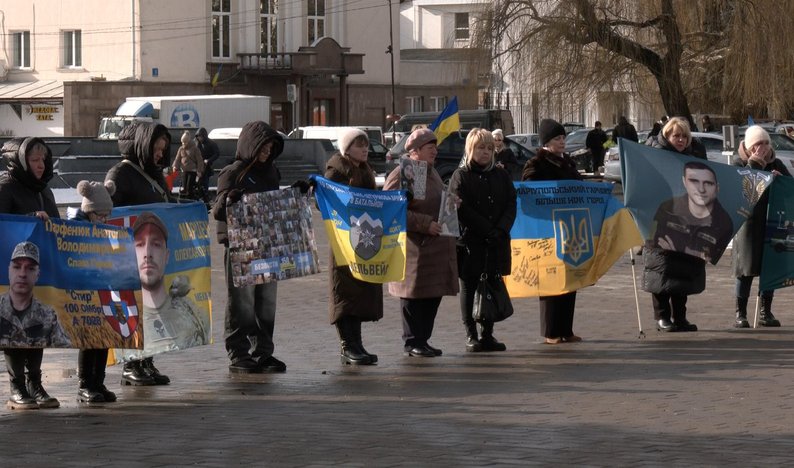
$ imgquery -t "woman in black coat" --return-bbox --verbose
[449,128,517,352]
[0,137,61,410]
[731,126,791,328]
[521,119,583,344]
[644,117,707,332]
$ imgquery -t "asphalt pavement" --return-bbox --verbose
[2,209,794,467]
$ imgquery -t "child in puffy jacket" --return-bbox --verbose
[172,131,205,199]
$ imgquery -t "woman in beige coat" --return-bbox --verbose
[172,130,205,199]
[383,128,459,357]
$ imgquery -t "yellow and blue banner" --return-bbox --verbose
[314,176,407,283]
[506,180,642,297]
[108,202,212,363]
[620,139,771,264]
[428,96,460,145]
[760,176,794,290]
[0,213,143,349]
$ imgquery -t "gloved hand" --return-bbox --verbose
[226,189,244,205]
[291,180,312,194]
[405,190,414,202]
[485,229,504,244]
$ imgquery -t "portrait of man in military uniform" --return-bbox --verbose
[0,242,71,347]
[651,161,734,263]
[132,212,208,355]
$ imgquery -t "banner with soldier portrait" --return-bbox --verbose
[0,213,143,349]
[226,187,320,287]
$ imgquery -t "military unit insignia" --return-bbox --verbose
[349,212,384,260]
[98,290,139,338]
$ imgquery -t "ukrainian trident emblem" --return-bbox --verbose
[553,208,593,266]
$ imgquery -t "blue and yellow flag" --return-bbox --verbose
[506,180,643,297]
[620,139,771,264]
[428,96,460,145]
[314,176,407,283]
[760,175,794,290]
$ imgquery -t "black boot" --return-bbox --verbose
[77,350,104,404]
[480,321,507,352]
[93,349,116,402]
[27,370,60,409]
[352,318,378,364]
[759,295,781,327]
[336,318,372,365]
[120,360,156,386]
[141,357,170,385]
[5,352,37,410]
[734,297,750,328]
[464,319,482,352]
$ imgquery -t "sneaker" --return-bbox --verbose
[257,356,287,373]
[229,358,261,374]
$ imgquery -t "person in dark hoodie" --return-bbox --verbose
[105,122,174,386]
[0,137,61,410]
[212,121,287,374]
[196,127,220,202]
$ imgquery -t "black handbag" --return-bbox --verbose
[472,273,514,323]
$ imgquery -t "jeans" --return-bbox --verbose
[735,275,774,299]
[224,249,278,363]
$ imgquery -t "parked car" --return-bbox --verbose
[564,128,593,171]
[508,133,540,149]
[385,130,535,182]
[770,233,794,252]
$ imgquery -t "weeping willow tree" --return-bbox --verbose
[473,0,794,124]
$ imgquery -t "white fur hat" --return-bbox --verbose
[744,125,770,150]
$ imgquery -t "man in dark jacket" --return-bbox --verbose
[585,121,608,173]
[105,122,174,386]
[613,116,639,143]
[196,127,220,201]
[212,121,287,374]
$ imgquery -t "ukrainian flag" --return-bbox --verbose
[506,180,643,297]
[761,175,794,291]
[314,176,407,283]
[428,96,460,145]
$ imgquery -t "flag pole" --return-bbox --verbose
[752,295,760,328]
[629,248,645,338]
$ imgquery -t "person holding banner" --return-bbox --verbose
[384,128,459,357]
[69,180,118,404]
[732,126,791,328]
[644,117,709,332]
[0,137,62,409]
[213,121,288,374]
[521,119,583,344]
[324,128,382,365]
[106,122,174,385]
[449,128,516,352]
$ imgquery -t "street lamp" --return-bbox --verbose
[386,0,397,145]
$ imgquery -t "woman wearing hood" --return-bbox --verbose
[172,130,205,200]
[105,122,174,387]
[0,137,61,410]
[731,126,791,328]
[212,121,287,374]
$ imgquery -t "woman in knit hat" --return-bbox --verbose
[172,130,205,200]
[69,180,118,404]
[731,125,791,328]
[324,128,382,365]
[521,119,583,344]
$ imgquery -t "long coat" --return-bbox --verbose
[449,163,516,280]
[0,137,59,218]
[383,163,459,299]
[324,153,384,323]
[732,144,791,278]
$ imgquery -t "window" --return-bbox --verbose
[212,0,231,58]
[63,30,82,67]
[12,31,31,68]
[260,0,278,55]
[307,0,325,44]
[429,96,448,112]
[406,96,423,113]
[454,13,469,40]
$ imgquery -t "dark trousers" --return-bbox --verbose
[736,276,774,299]
[539,292,576,339]
[180,171,198,198]
[458,277,481,337]
[652,293,687,321]
[78,349,109,386]
[4,348,43,384]
[400,297,442,348]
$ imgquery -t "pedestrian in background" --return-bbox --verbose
[106,121,174,386]
[521,119,583,344]
[585,121,608,173]
[492,129,519,179]
[732,126,790,328]
[701,115,716,133]
[172,130,205,200]
[196,127,220,203]
[324,128,382,365]
[69,180,118,404]
[0,137,61,410]
[383,128,459,357]
[449,128,516,352]
[613,116,639,143]
[212,121,287,374]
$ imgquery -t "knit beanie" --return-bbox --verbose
[77,180,115,213]
[181,130,191,145]
[539,119,566,145]
[336,127,368,155]
[743,125,770,150]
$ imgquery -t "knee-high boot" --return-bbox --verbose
[5,350,37,410]
[26,364,60,409]
[94,349,116,402]
[78,350,104,403]
[336,318,372,365]
[759,295,781,327]
[352,318,377,364]
[734,297,750,328]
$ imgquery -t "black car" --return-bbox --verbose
[385,130,535,182]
